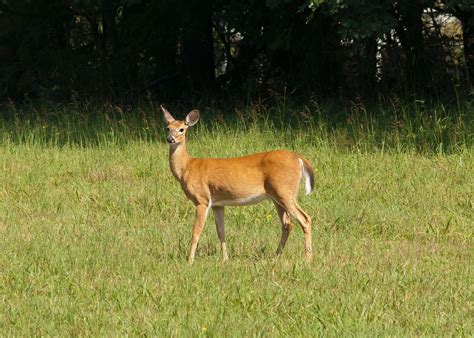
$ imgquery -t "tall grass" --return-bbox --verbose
[1,98,472,152]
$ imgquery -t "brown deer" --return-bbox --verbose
[162,105,314,263]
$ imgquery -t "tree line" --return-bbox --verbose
[0,0,472,102]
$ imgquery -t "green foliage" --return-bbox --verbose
[0,0,471,100]
[309,0,396,40]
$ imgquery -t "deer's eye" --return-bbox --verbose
[179,128,184,132]
[166,127,170,131]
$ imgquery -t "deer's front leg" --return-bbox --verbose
[212,206,229,261]
[188,204,210,264]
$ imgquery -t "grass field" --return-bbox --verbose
[0,101,473,335]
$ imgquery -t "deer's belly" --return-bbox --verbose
[212,194,269,207]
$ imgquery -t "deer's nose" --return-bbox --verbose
[167,135,176,143]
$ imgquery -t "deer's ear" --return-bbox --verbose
[185,109,200,126]
[161,105,175,123]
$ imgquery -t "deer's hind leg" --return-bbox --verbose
[271,195,312,261]
[266,167,312,261]
[274,202,293,256]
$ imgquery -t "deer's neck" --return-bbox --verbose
[169,142,191,181]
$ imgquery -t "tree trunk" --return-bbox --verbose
[102,0,117,53]
[181,0,215,91]
[456,9,474,85]
[395,1,429,88]
[364,37,378,91]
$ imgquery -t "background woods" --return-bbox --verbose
[0,0,472,102]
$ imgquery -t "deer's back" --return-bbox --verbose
[181,150,303,205]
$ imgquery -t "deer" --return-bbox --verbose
[161,105,315,264]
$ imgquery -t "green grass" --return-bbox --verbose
[0,101,473,335]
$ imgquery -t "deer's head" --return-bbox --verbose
[161,105,199,145]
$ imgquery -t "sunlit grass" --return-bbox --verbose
[0,101,472,335]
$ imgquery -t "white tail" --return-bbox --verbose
[300,159,315,195]
[161,105,315,263]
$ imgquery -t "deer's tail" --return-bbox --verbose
[299,157,315,195]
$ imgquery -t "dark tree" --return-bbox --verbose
[0,0,470,101]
